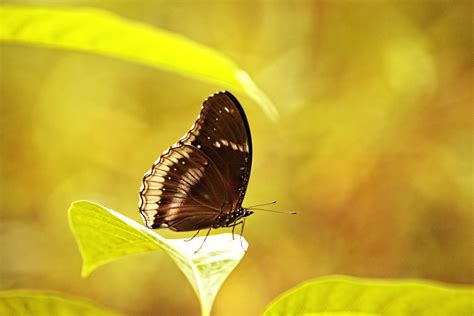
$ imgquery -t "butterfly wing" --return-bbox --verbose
[139,91,252,231]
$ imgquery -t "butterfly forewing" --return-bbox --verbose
[139,91,252,231]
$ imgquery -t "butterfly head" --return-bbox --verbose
[242,208,254,217]
[234,207,254,223]
[220,207,253,227]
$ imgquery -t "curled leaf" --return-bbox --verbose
[68,200,247,316]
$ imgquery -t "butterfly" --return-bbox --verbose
[139,91,253,251]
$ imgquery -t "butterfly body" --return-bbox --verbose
[139,91,253,233]
[214,208,253,229]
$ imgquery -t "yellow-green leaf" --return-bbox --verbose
[0,290,122,316]
[263,275,474,316]
[0,5,278,120]
[68,200,247,316]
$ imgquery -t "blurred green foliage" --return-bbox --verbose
[0,5,278,120]
[0,1,472,315]
[0,290,122,315]
[263,276,474,315]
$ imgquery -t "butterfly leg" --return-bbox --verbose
[229,220,247,252]
[239,219,246,252]
[194,227,212,254]
[185,230,200,242]
[227,221,247,252]
[228,220,243,239]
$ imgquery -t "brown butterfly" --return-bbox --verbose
[139,91,253,251]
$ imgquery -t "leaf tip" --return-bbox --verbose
[80,265,94,278]
[236,70,279,121]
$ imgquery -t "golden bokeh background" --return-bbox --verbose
[1,1,472,315]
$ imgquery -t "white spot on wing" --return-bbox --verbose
[146,210,158,216]
[146,188,163,194]
[177,180,190,194]
[176,166,205,195]
[146,195,161,202]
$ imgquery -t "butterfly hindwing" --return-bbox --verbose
[139,91,252,231]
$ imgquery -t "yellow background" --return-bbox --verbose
[1,1,472,315]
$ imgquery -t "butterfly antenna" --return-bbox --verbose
[247,200,277,208]
[249,207,297,215]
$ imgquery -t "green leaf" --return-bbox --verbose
[263,275,474,316]
[0,290,122,316]
[0,5,278,120]
[68,200,247,316]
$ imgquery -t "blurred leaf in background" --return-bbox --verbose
[0,291,122,316]
[0,5,278,120]
[263,276,474,315]
[0,1,472,315]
